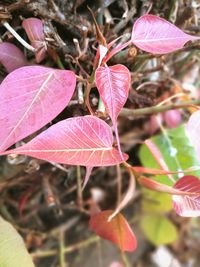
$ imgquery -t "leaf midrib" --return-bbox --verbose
[0,71,54,150]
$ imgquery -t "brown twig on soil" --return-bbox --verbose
[113,0,136,33]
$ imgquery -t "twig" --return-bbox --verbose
[76,166,83,208]
[113,0,136,33]
[120,99,200,117]
[31,236,100,258]
[2,21,36,52]
[59,229,67,267]
[77,82,84,104]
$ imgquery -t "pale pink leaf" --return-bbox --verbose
[185,110,200,163]
[172,175,200,217]
[98,45,108,67]
[0,66,76,151]
[163,110,182,128]
[3,116,128,166]
[0,42,28,72]
[95,64,130,124]
[109,262,124,267]
[82,166,93,189]
[89,210,137,252]
[22,18,47,62]
[132,14,199,54]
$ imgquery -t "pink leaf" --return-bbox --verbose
[98,45,108,67]
[132,14,199,54]
[139,176,198,196]
[89,210,137,252]
[104,40,131,63]
[185,110,200,163]
[22,18,47,62]
[109,262,124,267]
[172,175,200,217]
[145,139,174,182]
[163,110,182,128]
[149,115,163,134]
[0,66,76,151]
[0,42,28,72]
[83,166,93,189]
[95,65,130,157]
[95,64,130,124]
[3,116,128,166]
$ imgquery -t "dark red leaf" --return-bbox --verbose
[89,210,137,252]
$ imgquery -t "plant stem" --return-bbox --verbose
[120,99,200,117]
[121,251,131,267]
[56,56,65,69]
[31,236,100,258]
[2,21,36,52]
[59,230,67,267]
[97,97,106,113]
[76,165,83,208]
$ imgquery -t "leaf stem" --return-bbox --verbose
[76,165,83,208]
[59,230,67,267]
[2,21,36,52]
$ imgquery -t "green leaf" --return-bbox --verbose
[141,188,172,213]
[139,124,200,185]
[140,214,178,246]
[0,216,35,267]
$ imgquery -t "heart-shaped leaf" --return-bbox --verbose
[141,188,172,213]
[0,216,35,267]
[3,116,128,166]
[140,214,178,245]
[0,66,76,151]
[172,175,200,217]
[0,42,28,72]
[95,64,130,124]
[95,64,130,156]
[132,14,199,54]
[22,18,47,62]
[89,210,137,252]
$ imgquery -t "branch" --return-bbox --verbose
[31,236,99,258]
[120,99,200,117]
